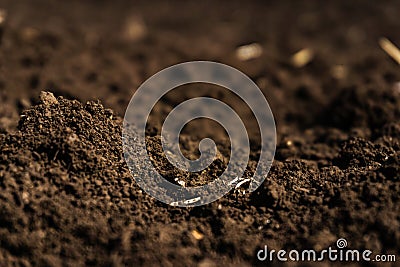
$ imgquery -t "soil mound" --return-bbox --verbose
[0,91,398,266]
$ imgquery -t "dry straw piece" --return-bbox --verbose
[379,37,400,65]
[0,9,6,25]
[0,9,6,43]
[291,48,314,68]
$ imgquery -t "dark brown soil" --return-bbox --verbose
[0,0,399,266]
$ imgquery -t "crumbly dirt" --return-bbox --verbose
[0,0,399,266]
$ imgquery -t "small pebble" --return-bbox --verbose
[67,133,79,145]
[198,258,216,267]
[40,91,59,106]
[124,16,146,42]
[331,65,348,79]
[191,230,204,240]
[392,81,400,95]
[236,43,263,61]
[22,192,29,204]
[20,27,40,42]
